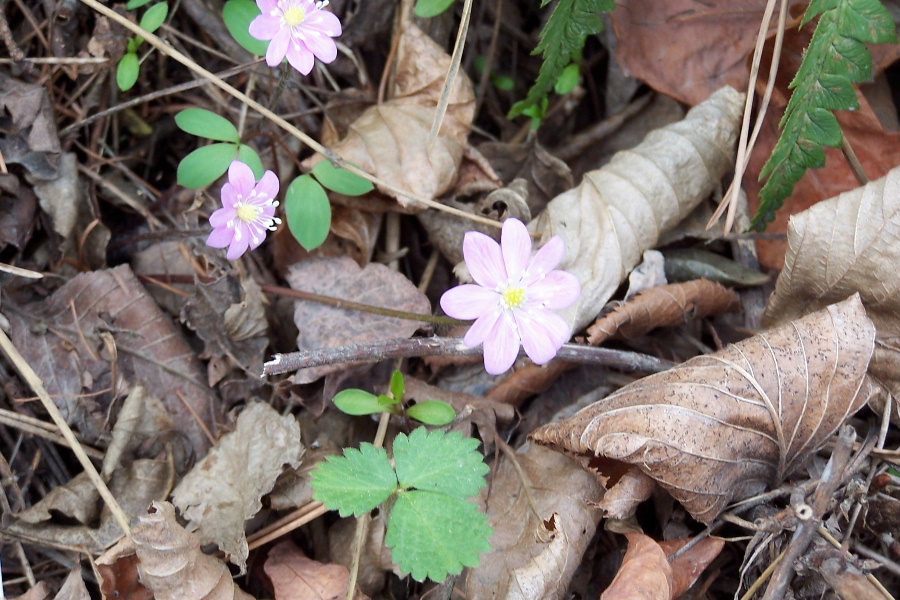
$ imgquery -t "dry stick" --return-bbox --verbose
[75,0,503,231]
[0,409,105,460]
[427,0,474,146]
[245,503,330,550]
[263,337,674,376]
[0,329,131,535]
[841,135,870,186]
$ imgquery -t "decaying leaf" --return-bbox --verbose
[172,402,303,572]
[286,257,431,383]
[600,532,672,600]
[51,569,90,600]
[478,140,574,216]
[660,536,725,596]
[532,86,743,332]
[532,295,876,524]
[132,501,255,600]
[763,165,900,425]
[0,73,61,180]
[94,537,154,600]
[302,23,474,210]
[465,442,605,600]
[587,279,741,345]
[264,540,369,600]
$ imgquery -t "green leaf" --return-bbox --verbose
[236,144,264,179]
[177,143,237,188]
[407,401,456,426]
[389,370,405,402]
[554,63,581,95]
[116,53,140,91]
[386,491,492,582]
[377,394,399,407]
[223,0,269,56]
[663,249,770,287]
[311,161,375,196]
[508,0,615,118]
[285,174,331,251]
[126,0,155,10]
[126,37,139,53]
[175,108,240,143]
[492,74,515,91]
[753,0,898,230]
[312,444,398,517]
[393,428,488,498]
[333,389,387,416]
[414,0,456,18]
[139,2,168,34]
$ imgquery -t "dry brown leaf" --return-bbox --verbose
[286,257,431,384]
[532,86,743,332]
[763,166,900,425]
[587,279,741,345]
[531,295,876,524]
[172,402,303,572]
[94,537,155,600]
[102,384,177,478]
[7,265,221,455]
[52,569,90,600]
[596,469,656,520]
[465,442,605,600]
[132,501,255,600]
[302,23,474,210]
[478,140,573,216]
[0,173,38,251]
[264,540,369,600]
[0,73,61,180]
[601,532,672,600]
[327,516,392,596]
[658,537,725,596]
[11,583,52,600]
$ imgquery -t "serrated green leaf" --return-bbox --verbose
[386,491,492,582]
[223,0,269,56]
[175,108,240,142]
[333,389,386,416]
[753,0,897,230]
[116,53,140,91]
[407,401,456,426]
[414,0,456,18]
[236,144,264,179]
[126,0,155,10]
[389,370,405,402]
[285,174,331,251]
[139,2,168,34]
[508,0,614,118]
[177,143,237,188]
[311,161,375,196]
[393,428,488,498]
[311,444,398,517]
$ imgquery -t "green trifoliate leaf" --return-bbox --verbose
[223,0,269,56]
[236,144,264,179]
[311,443,398,517]
[386,491,492,582]
[333,389,388,416]
[175,108,240,143]
[177,143,237,188]
[139,2,168,34]
[393,428,488,498]
[285,174,331,251]
[406,401,456,426]
[311,161,375,196]
[414,0,456,18]
[116,53,140,91]
[389,370,405,402]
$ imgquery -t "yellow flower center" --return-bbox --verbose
[283,6,306,26]
[236,202,261,223]
[501,286,526,309]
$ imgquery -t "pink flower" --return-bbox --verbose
[207,161,281,260]
[440,218,581,375]
[249,0,342,75]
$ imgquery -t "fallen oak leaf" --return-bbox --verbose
[531,295,876,524]
[600,532,672,600]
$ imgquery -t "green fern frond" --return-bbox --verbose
[752,0,897,230]
[508,0,615,119]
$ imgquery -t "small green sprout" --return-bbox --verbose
[332,370,456,426]
[117,1,169,91]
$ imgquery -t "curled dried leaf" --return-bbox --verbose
[532,295,876,524]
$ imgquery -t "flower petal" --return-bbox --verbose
[463,231,506,288]
[228,161,256,196]
[256,0,278,15]
[481,313,521,375]
[307,9,342,36]
[441,284,499,320]
[206,226,233,248]
[254,170,280,201]
[248,15,281,40]
[501,218,532,282]
[285,39,315,74]
[220,182,238,209]
[300,27,337,63]
[265,28,290,66]
[209,206,236,228]
[515,308,570,365]
[226,234,251,260]
[527,270,581,310]
[464,308,502,348]
[524,235,565,284]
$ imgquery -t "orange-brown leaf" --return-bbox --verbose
[600,532,672,600]
[264,541,368,600]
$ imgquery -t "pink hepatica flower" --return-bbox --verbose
[207,161,281,260]
[249,0,342,75]
[440,218,581,375]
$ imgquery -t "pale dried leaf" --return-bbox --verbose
[532,86,743,332]
[11,583,52,600]
[532,295,876,524]
[465,442,605,600]
[264,540,369,600]
[172,402,303,571]
[600,532,672,600]
[132,501,255,600]
[763,165,900,425]
[16,471,101,525]
[53,569,90,600]
[302,24,474,210]
[587,279,740,345]
[0,73,61,180]
[286,257,431,384]
[596,469,656,520]
[478,140,573,215]
[103,384,175,478]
